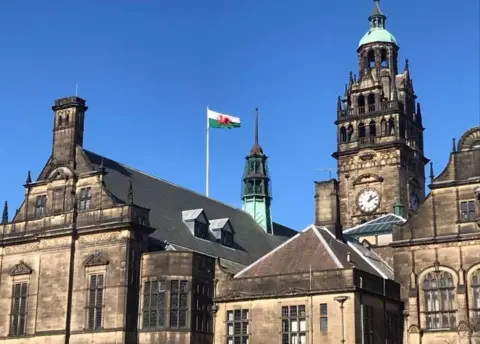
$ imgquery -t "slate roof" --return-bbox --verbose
[82,149,297,266]
[235,225,393,280]
[343,214,405,236]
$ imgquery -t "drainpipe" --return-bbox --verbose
[335,296,349,344]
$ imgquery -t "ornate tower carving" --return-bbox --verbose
[51,96,88,167]
[241,108,273,234]
[333,0,428,227]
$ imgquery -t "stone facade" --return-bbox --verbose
[392,127,480,344]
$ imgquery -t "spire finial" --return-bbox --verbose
[254,107,259,146]
[429,162,434,184]
[249,107,263,155]
[337,96,342,114]
[404,59,410,72]
[25,171,32,184]
[349,71,354,86]
[344,84,348,98]
[2,201,8,225]
[369,0,386,29]
[416,103,422,116]
[452,138,457,152]
[127,179,134,205]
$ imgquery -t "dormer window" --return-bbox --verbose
[221,231,233,246]
[182,209,210,240]
[35,195,47,218]
[194,222,208,239]
[209,218,234,247]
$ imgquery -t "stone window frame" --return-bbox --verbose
[170,279,190,329]
[418,266,458,331]
[9,273,32,337]
[139,276,192,332]
[193,279,211,333]
[141,278,167,330]
[34,194,47,218]
[281,304,307,344]
[467,265,480,319]
[78,187,92,211]
[459,199,476,222]
[319,303,328,332]
[225,308,249,344]
[84,264,107,331]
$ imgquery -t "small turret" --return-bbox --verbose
[2,201,8,225]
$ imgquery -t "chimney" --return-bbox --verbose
[314,179,343,241]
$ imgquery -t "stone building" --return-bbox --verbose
[0,96,296,344]
[392,127,480,344]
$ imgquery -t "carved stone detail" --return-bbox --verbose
[83,251,109,267]
[10,261,33,276]
[39,237,71,249]
[78,231,121,244]
[5,243,39,254]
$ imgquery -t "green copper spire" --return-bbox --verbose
[359,0,397,48]
[241,108,273,234]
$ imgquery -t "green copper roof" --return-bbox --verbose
[359,28,397,47]
[343,213,405,236]
[358,0,397,48]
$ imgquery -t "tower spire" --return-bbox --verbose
[249,107,263,155]
[369,0,387,30]
[2,201,8,225]
[242,107,273,234]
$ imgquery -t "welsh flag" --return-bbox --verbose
[207,108,241,129]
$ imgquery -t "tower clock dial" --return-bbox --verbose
[357,188,380,214]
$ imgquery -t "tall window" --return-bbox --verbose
[79,187,92,211]
[142,280,166,329]
[226,309,249,344]
[87,274,104,330]
[194,281,211,332]
[221,231,233,247]
[194,222,208,239]
[460,200,476,222]
[10,282,28,336]
[423,271,456,329]
[170,280,189,328]
[472,270,480,318]
[363,305,374,344]
[35,195,47,218]
[320,303,328,332]
[281,305,306,344]
[386,311,399,344]
[52,189,64,213]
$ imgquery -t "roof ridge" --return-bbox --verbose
[346,241,389,279]
[234,226,307,278]
[312,227,344,268]
[83,148,261,216]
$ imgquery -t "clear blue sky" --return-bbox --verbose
[0,0,478,230]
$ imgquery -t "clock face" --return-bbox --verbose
[357,188,380,214]
[410,192,419,210]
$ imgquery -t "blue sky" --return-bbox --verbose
[0,0,478,230]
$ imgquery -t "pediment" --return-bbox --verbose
[47,166,74,181]
[353,173,384,186]
[10,261,33,276]
[83,251,109,267]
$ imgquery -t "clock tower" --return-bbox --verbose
[333,0,428,227]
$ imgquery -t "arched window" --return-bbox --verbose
[358,95,365,114]
[340,127,347,143]
[367,50,375,69]
[380,49,388,68]
[388,118,395,135]
[472,270,480,318]
[369,121,376,137]
[58,116,63,127]
[381,119,387,136]
[347,125,354,142]
[358,123,366,138]
[367,93,376,112]
[422,271,456,330]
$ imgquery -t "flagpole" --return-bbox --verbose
[206,106,210,197]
